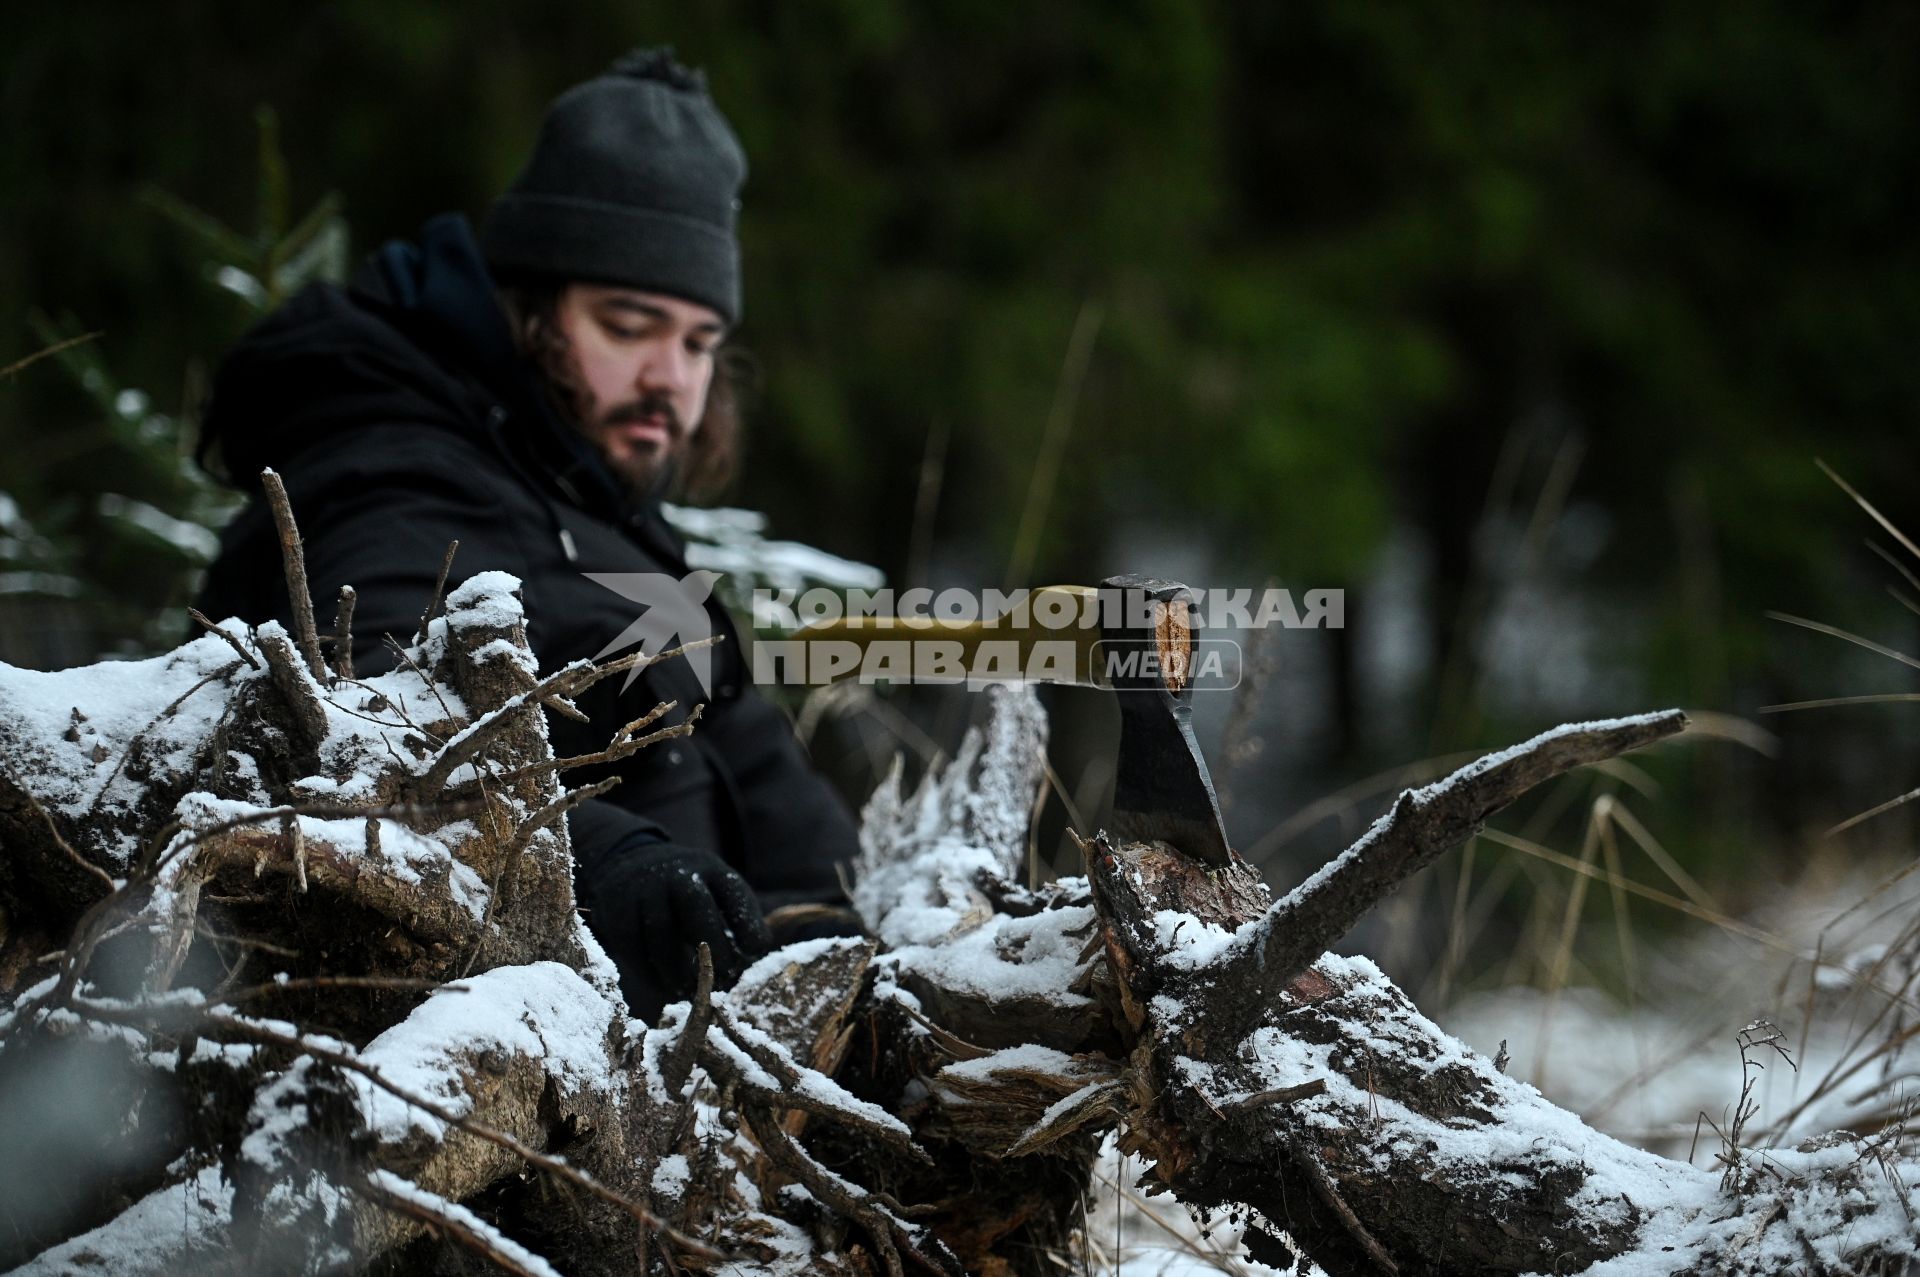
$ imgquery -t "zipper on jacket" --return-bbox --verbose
[557,527,579,562]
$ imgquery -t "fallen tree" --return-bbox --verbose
[1,560,1915,1274]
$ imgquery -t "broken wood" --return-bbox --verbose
[1,501,1913,1274]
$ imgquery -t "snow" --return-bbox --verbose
[0,592,507,889]
[720,1009,914,1139]
[880,900,1097,1007]
[704,1022,784,1091]
[1216,954,1693,1209]
[708,1214,822,1277]
[0,629,255,863]
[26,587,1911,1272]
[1147,910,1240,971]
[0,975,61,1036]
[1179,952,1920,1275]
[663,502,886,595]
[852,687,1091,1008]
[940,1043,1083,1082]
[443,571,528,633]
[365,1170,563,1277]
[637,1007,689,1105]
[5,1165,234,1274]
[855,685,1048,903]
[652,1153,691,1197]
[1021,1080,1111,1135]
[732,934,857,986]
[467,635,537,676]
[240,1057,330,1170]
[1084,1137,1307,1275]
[161,793,492,921]
[348,961,620,1142]
[1566,1136,1919,1276]
[1441,862,1920,1157]
[1406,711,1680,803]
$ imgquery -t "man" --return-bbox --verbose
[192,49,859,1020]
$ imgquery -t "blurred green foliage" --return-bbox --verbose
[4,0,1918,886]
[4,107,346,653]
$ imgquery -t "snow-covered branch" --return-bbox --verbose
[2,553,1913,1274]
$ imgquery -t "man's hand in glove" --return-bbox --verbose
[583,841,773,1022]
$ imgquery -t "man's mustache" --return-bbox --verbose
[604,394,683,436]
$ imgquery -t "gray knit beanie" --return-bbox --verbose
[482,48,745,324]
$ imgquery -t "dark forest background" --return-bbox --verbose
[5,1,1918,997]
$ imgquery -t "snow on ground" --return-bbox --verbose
[1440,862,1920,1160]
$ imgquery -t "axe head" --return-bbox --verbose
[1098,575,1234,868]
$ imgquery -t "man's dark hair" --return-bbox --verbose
[500,283,743,503]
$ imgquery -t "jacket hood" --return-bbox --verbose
[200,214,629,518]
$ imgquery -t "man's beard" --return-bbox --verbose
[531,333,687,498]
[594,392,687,497]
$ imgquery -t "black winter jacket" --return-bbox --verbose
[193,214,858,932]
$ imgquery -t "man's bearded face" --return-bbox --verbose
[546,284,725,495]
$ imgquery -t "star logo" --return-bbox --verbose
[583,570,725,696]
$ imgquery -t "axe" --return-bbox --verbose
[789,575,1234,867]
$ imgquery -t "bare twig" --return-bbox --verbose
[737,1108,916,1277]
[1224,1079,1327,1111]
[0,329,101,380]
[1291,1141,1398,1275]
[501,776,621,862]
[488,704,702,787]
[414,641,715,797]
[414,539,461,646]
[206,974,452,1007]
[85,661,245,815]
[706,1001,929,1165]
[1237,711,1689,1017]
[660,943,716,1100]
[357,1171,556,1277]
[383,637,459,725]
[66,999,719,1258]
[192,921,300,958]
[20,783,116,894]
[258,625,329,746]
[188,608,262,670]
[1765,610,1920,674]
[259,468,329,681]
[333,585,357,679]
[898,1001,994,1062]
[1819,459,1920,565]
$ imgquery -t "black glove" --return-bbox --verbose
[583,840,773,1022]
[765,903,868,947]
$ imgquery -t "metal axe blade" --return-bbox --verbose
[1096,574,1234,867]
[786,575,1236,866]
